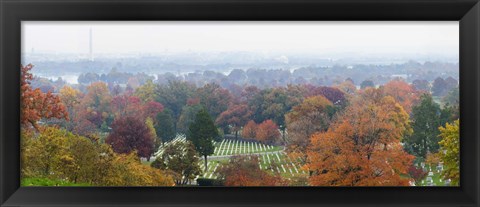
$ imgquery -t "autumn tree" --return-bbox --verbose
[59,85,82,110]
[58,85,83,130]
[21,127,71,178]
[404,94,451,158]
[215,104,252,138]
[256,120,281,145]
[78,82,113,129]
[382,79,421,114]
[196,83,233,119]
[307,86,347,107]
[23,127,104,184]
[408,165,427,185]
[141,101,164,122]
[155,109,176,143]
[111,94,143,118]
[334,80,356,95]
[134,79,157,103]
[83,82,112,112]
[217,155,287,186]
[285,84,308,109]
[105,152,174,186]
[151,141,202,185]
[285,95,334,158]
[106,116,155,159]
[186,108,219,171]
[21,126,174,186]
[111,94,164,122]
[21,64,68,130]
[306,88,414,186]
[438,120,459,185]
[240,85,260,103]
[248,87,297,139]
[145,117,159,146]
[242,120,258,139]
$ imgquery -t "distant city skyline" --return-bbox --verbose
[22,21,458,59]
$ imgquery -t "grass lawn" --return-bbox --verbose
[141,160,153,166]
[21,177,90,186]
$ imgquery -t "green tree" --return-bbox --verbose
[186,108,218,171]
[442,87,459,106]
[438,120,459,186]
[176,103,203,134]
[360,80,375,89]
[404,94,451,158]
[248,88,297,140]
[155,109,176,143]
[151,141,202,185]
[155,80,195,126]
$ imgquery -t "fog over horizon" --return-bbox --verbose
[22,21,458,60]
[21,21,459,85]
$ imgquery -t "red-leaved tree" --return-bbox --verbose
[106,116,155,159]
[242,120,258,139]
[256,120,281,145]
[21,64,68,130]
[215,104,252,138]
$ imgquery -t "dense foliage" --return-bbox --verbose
[21,62,459,187]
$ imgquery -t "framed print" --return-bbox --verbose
[1,0,479,206]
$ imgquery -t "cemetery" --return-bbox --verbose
[153,135,306,181]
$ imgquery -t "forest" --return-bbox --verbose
[20,62,459,187]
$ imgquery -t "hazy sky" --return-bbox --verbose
[22,21,459,56]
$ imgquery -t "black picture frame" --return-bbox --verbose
[1,0,479,206]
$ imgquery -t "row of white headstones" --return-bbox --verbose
[213,139,275,156]
[153,135,188,158]
[155,136,275,157]
[154,136,306,180]
[201,152,307,179]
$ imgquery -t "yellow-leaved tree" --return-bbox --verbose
[21,126,174,186]
[438,119,460,186]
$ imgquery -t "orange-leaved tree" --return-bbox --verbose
[21,64,68,130]
[242,120,258,139]
[285,95,334,152]
[382,79,422,114]
[306,88,414,186]
[256,120,281,145]
[217,155,287,186]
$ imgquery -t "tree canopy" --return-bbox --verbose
[186,108,219,171]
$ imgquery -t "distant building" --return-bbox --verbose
[89,28,94,61]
